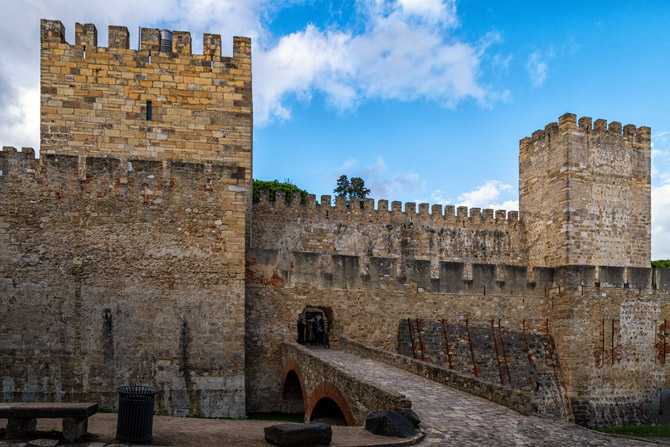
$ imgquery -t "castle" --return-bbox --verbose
[1,19,668,429]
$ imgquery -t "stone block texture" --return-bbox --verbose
[0,148,247,417]
[0,19,666,431]
[520,113,651,268]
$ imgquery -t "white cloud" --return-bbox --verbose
[525,51,549,87]
[429,189,452,205]
[254,25,353,122]
[0,86,39,150]
[652,132,670,186]
[254,0,495,122]
[370,171,426,199]
[455,180,517,209]
[0,0,498,139]
[652,184,670,260]
[424,180,518,211]
[397,0,457,24]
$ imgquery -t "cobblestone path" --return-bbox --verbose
[311,347,656,446]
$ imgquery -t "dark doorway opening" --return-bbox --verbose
[297,306,332,347]
[310,397,347,426]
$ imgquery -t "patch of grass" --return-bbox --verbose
[598,424,670,437]
[247,412,304,423]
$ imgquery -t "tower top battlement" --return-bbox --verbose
[519,112,651,151]
[39,19,252,166]
[40,19,251,58]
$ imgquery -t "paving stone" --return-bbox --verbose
[26,440,59,447]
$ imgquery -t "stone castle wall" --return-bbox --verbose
[0,146,247,417]
[0,18,665,430]
[251,191,524,270]
[520,113,651,268]
[40,19,254,241]
[245,245,670,427]
[549,266,670,427]
[245,246,552,413]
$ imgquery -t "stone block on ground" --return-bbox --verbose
[394,408,420,427]
[365,411,415,438]
[264,422,332,447]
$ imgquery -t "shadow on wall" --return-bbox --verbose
[397,318,569,418]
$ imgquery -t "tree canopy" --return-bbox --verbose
[333,175,370,204]
[652,260,670,269]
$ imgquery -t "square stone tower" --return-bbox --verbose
[40,18,254,246]
[519,113,651,268]
[40,20,251,166]
[26,19,254,417]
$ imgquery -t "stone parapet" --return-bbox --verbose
[338,337,537,416]
[251,192,524,267]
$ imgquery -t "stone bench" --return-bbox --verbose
[0,402,98,443]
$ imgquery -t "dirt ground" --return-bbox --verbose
[0,414,422,447]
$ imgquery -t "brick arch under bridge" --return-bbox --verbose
[281,359,355,425]
[281,342,411,425]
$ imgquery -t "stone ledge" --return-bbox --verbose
[338,337,534,416]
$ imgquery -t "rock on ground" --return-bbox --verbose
[364,411,415,438]
[393,408,420,428]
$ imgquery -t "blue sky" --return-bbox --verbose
[0,0,668,259]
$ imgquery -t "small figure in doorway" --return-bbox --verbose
[297,318,305,344]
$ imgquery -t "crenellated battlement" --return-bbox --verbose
[41,19,250,59]
[520,112,651,150]
[254,190,519,225]
[251,190,526,266]
[0,146,247,201]
[247,247,670,294]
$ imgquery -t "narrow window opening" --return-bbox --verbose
[83,48,86,59]
[146,101,152,120]
[210,59,213,69]
[148,54,151,64]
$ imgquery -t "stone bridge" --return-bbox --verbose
[281,342,411,425]
[281,341,652,446]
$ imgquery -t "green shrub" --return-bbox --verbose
[253,179,309,204]
[652,260,670,269]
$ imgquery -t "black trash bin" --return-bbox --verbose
[116,385,159,442]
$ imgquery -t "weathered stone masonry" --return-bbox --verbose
[520,114,651,268]
[0,147,248,417]
[1,19,252,418]
[1,18,669,429]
